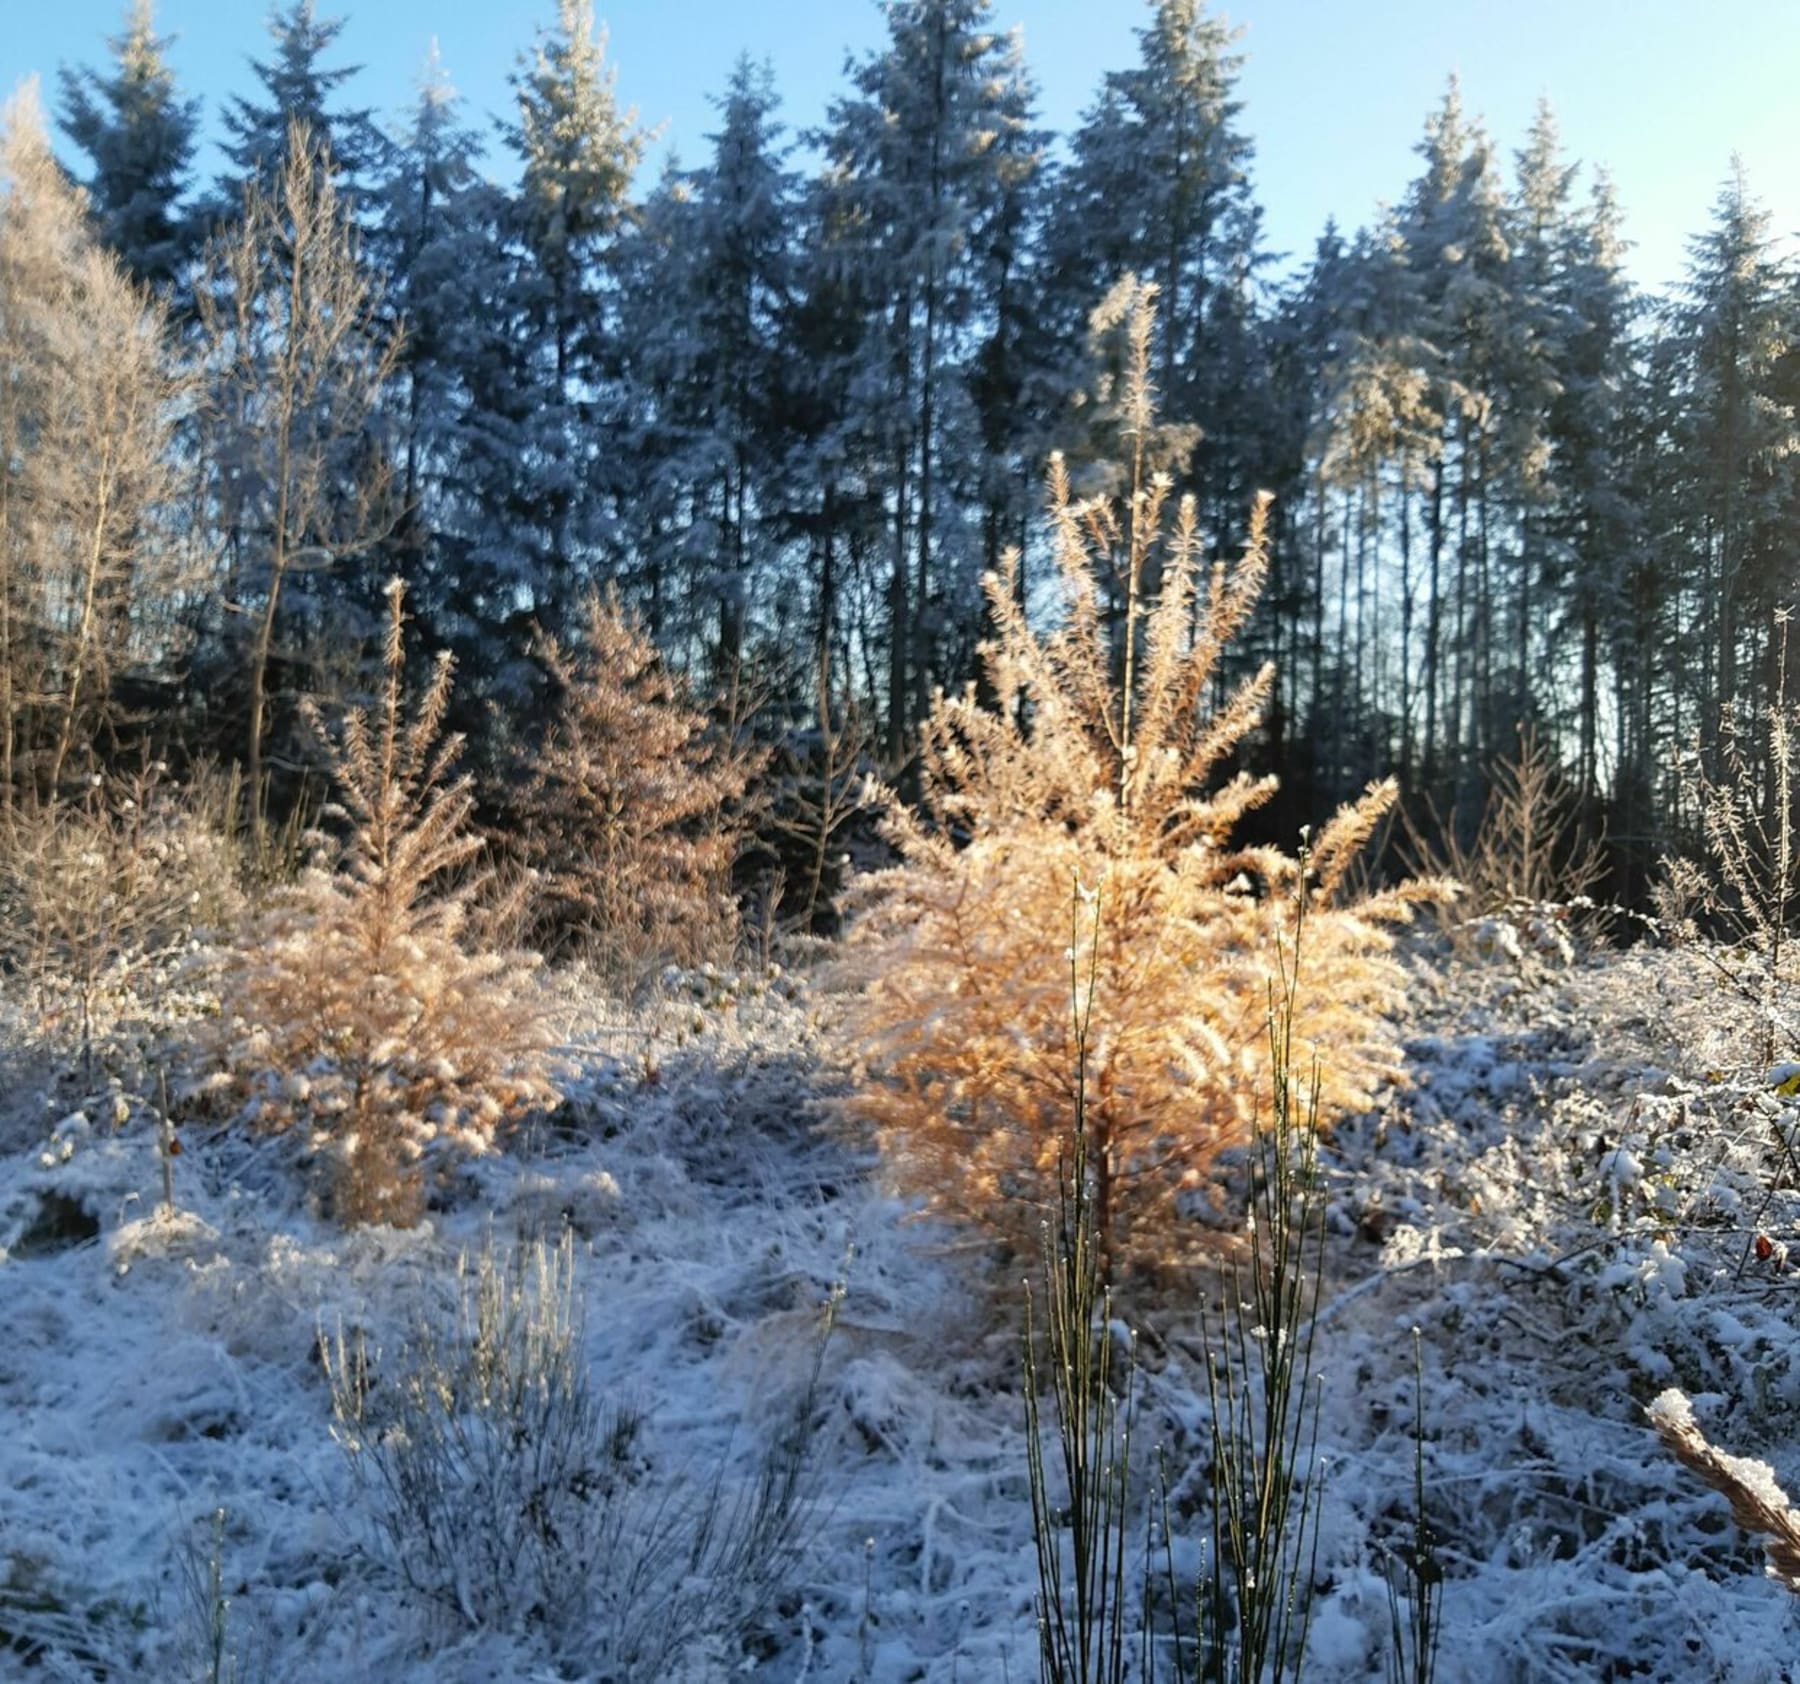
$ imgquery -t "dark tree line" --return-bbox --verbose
[26,0,1800,896]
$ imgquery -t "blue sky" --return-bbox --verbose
[4,0,1797,294]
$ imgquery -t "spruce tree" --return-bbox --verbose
[374,45,519,707]
[502,0,646,620]
[215,1,385,214]
[618,58,796,678]
[56,0,200,295]
[1670,162,1799,744]
[816,0,1042,755]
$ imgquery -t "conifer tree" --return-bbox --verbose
[1669,162,1799,751]
[519,589,762,973]
[502,0,646,616]
[1555,169,1637,816]
[56,0,200,295]
[215,0,384,211]
[374,44,517,698]
[839,281,1448,1275]
[816,0,1042,756]
[1044,0,1266,544]
[619,57,796,677]
[211,579,558,1227]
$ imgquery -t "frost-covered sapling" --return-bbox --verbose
[518,588,764,978]
[839,277,1451,1275]
[207,580,558,1225]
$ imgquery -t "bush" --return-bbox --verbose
[326,1227,836,1675]
[207,581,558,1225]
[838,277,1449,1276]
[0,762,242,1075]
[1403,723,1606,967]
[1656,613,1800,1065]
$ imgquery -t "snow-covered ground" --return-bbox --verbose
[2,940,1798,1681]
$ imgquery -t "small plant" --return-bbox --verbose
[327,1227,839,1676]
[174,1508,257,1684]
[769,643,872,937]
[1166,891,1327,1684]
[1383,1332,1443,1684]
[325,1229,638,1644]
[1025,881,1331,1684]
[1024,882,1136,1684]
[518,588,764,978]
[1403,724,1607,965]
[208,580,558,1225]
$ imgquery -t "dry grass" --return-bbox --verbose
[1648,1387,1800,1595]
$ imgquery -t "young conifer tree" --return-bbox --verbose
[520,588,763,975]
[212,580,558,1225]
[840,277,1450,1277]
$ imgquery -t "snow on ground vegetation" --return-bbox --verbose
[1,938,1798,1681]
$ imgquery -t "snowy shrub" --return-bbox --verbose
[1660,615,1800,1065]
[838,278,1451,1274]
[0,762,242,1075]
[516,588,764,978]
[326,1227,836,1676]
[207,581,558,1225]
[1403,724,1606,969]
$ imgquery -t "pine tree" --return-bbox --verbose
[1044,0,1267,545]
[56,0,200,295]
[618,57,797,678]
[1554,169,1637,816]
[502,0,646,617]
[1669,161,1799,753]
[1308,213,1439,798]
[1501,100,1574,731]
[817,0,1043,756]
[1396,79,1518,787]
[215,0,385,210]
[519,589,762,974]
[374,43,519,705]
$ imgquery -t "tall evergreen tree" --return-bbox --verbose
[56,0,200,294]
[1669,162,1799,744]
[620,58,796,678]
[502,0,646,619]
[816,0,1041,756]
[374,44,522,706]
[1044,0,1266,544]
[215,1,384,213]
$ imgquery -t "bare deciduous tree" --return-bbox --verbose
[197,118,400,833]
[0,81,196,801]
